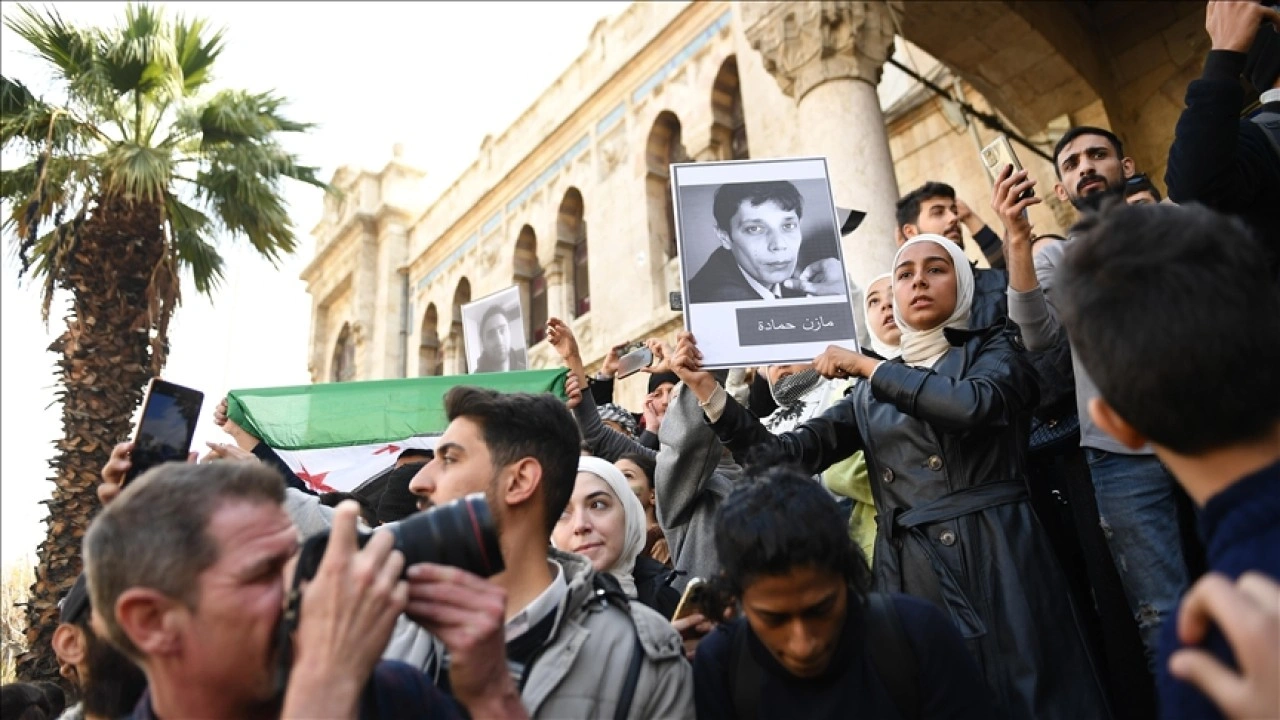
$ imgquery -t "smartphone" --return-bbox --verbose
[672,577,708,621]
[124,378,205,485]
[616,346,654,380]
[980,134,1035,200]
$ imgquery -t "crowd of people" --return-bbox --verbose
[5,3,1280,719]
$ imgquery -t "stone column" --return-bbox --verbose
[545,262,569,324]
[741,0,900,290]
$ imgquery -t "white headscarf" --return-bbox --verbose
[891,235,974,368]
[863,272,900,360]
[561,456,647,597]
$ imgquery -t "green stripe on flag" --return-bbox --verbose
[226,369,569,451]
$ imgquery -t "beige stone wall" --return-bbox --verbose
[304,0,1210,414]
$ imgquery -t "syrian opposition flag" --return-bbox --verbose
[225,369,568,493]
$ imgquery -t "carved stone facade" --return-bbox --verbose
[302,0,1210,412]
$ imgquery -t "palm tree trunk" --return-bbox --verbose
[17,196,169,685]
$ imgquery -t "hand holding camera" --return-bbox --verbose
[281,501,408,719]
[404,564,524,716]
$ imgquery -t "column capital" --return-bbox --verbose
[740,0,897,102]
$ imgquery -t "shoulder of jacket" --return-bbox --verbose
[628,601,687,661]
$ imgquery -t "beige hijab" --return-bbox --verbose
[863,272,900,360]
[891,235,974,368]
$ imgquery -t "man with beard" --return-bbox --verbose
[51,574,148,720]
[992,126,1191,677]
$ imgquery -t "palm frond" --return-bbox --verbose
[170,14,225,95]
[99,3,179,98]
[165,192,224,292]
[0,76,105,151]
[195,165,296,263]
[3,6,96,84]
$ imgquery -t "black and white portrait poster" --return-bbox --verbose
[673,157,860,368]
[461,285,529,374]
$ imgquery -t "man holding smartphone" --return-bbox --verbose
[992,126,1191,676]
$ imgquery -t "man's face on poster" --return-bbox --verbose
[481,312,510,356]
[715,198,802,288]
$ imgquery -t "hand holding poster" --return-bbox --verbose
[673,157,860,367]
[461,285,529,374]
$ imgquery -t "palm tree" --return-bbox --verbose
[1,3,327,682]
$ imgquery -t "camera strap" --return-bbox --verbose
[273,538,325,699]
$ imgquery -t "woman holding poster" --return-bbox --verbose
[670,235,1111,720]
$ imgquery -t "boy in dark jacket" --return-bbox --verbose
[1057,201,1280,720]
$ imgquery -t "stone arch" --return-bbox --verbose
[892,1,1206,192]
[418,303,441,376]
[513,225,548,344]
[331,322,356,382]
[645,110,690,260]
[709,55,749,162]
[557,187,589,318]
[450,278,471,374]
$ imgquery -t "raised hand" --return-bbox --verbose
[565,372,583,410]
[671,331,719,403]
[545,317,580,363]
[644,338,675,374]
[600,343,622,379]
[990,164,1042,246]
[1206,0,1280,52]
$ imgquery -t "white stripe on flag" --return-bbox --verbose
[272,436,439,493]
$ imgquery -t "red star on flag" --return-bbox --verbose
[373,444,402,456]
[296,466,336,494]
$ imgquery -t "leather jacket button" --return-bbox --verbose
[939,530,957,546]
[881,468,894,484]
[926,455,944,471]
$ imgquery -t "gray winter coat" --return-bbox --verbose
[384,550,693,719]
[574,386,741,590]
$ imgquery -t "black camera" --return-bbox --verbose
[293,493,504,584]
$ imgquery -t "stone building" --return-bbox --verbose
[301,0,1210,412]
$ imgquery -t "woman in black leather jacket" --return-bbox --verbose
[671,235,1110,720]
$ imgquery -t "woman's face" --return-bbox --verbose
[615,458,653,513]
[865,276,901,346]
[894,241,958,331]
[552,472,626,572]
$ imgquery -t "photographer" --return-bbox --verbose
[96,454,525,720]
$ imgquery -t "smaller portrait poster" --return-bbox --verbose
[461,285,529,374]
[673,157,860,367]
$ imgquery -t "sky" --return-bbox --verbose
[0,0,626,568]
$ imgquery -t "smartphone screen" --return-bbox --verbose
[616,347,654,379]
[125,379,205,484]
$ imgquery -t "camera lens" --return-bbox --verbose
[389,493,504,578]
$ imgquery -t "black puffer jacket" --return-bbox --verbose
[707,325,1110,720]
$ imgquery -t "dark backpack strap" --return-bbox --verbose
[614,625,644,720]
[866,593,921,720]
[728,622,762,720]
[586,572,645,720]
[1251,110,1280,161]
